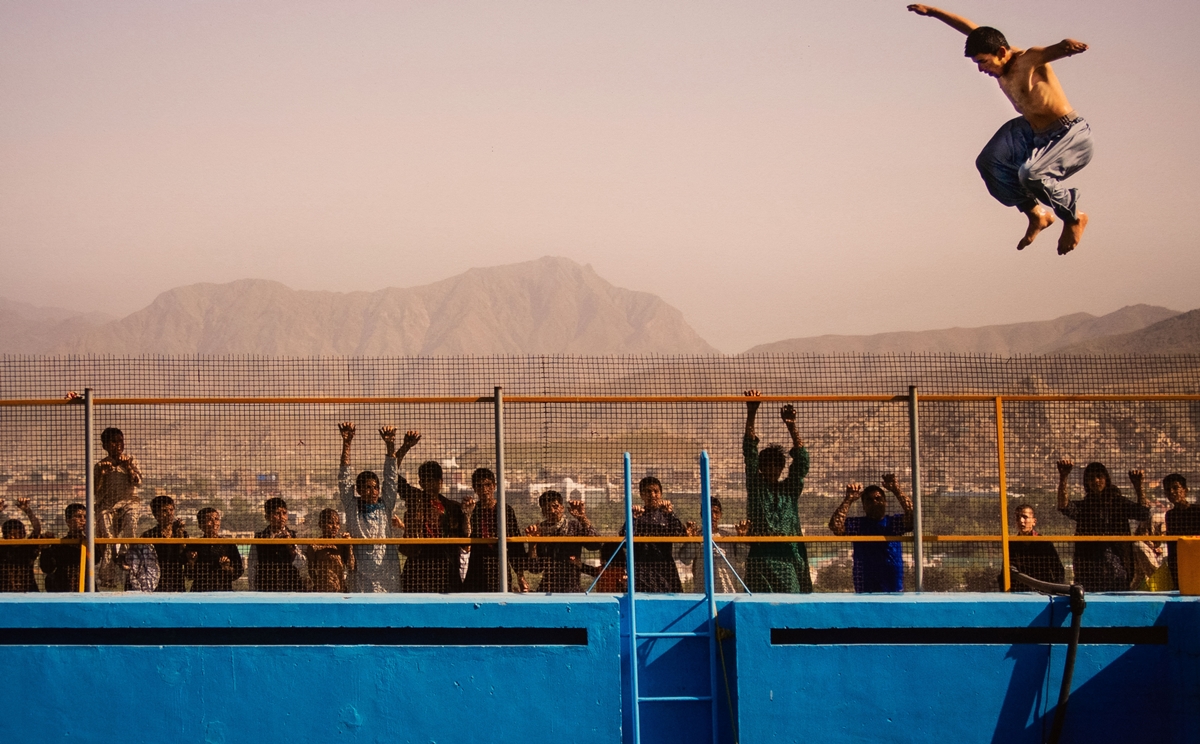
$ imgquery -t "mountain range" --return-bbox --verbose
[1,257,1196,355]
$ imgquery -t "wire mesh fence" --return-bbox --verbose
[0,354,1197,595]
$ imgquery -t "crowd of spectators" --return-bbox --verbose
[1,403,1198,594]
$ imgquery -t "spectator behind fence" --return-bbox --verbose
[1130,515,1169,591]
[679,496,749,594]
[617,476,686,593]
[1056,459,1150,592]
[526,490,597,592]
[1164,474,1200,587]
[185,508,244,591]
[94,427,142,588]
[1002,504,1065,589]
[742,390,813,593]
[248,497,305,592]
[829,476,914,593]
[40,504,86,592]
[462,467,528,592]
[0,498,42,592]
[141,495,188,592]
[337,422,402,593]
[395,434,467,593]
[307,508,355,593]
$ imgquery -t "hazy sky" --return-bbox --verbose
[2,0,1198,352]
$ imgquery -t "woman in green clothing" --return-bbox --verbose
[742,389,813,593]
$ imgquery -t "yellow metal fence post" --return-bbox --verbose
[996,396,1011,592]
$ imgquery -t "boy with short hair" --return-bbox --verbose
[1164,474,1200,586]
[1004,504,1065,589]
[185,508,244,592]
[0,498,43,592]
[39,504,86,592]
[829,476,915,593]
[462,467,527,592]
[94,427,142,587]
[525,490,597,593]
[395,433,468,592]
[248,497,304,592]
[337,422,402,592]
[680,496,750,594]
[620,476,687,593]
[307,508,355,593]
[141,495,188,592]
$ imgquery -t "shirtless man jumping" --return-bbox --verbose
[908,5,1092,254]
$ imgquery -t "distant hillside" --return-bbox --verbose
[32,257,717,356]
[1053,308,1200,354]
[744,305,1180,355]
[0,298,113,354]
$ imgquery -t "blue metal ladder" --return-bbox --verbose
[623,451,722,744]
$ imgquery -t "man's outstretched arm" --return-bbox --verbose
[907,5,978,35]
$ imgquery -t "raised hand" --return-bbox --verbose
[525,524,540,537]
[743,389,762,413]
[568,500,587,519]
[735,519,750,537]
[338,421,356,442]
[661,499,674,515]
[401,430,421,450]
[685,521,700,537]
[378,426,396,445]
[461,495,477,514]
[780,403,797,426]
[845,482,863,500]
[907,4,934,15]
[881,473,900,494]
[1056,458,1074,479]
[1128,469,1145,490]
[631,504,645,519]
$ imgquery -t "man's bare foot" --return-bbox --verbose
[1017,207,1055,250]
[1057,212,1088,255]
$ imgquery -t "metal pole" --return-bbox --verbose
[908,386,924,592]
[83,388,96,593]
[996,397,1011,592]
[494,386,508,593]
[624,453,641,744]
[700,452,719,744]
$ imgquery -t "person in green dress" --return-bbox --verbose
[742,389,812,593]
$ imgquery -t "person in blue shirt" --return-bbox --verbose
[828,475,914,593]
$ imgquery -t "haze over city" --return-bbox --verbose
[3,0,1199,353]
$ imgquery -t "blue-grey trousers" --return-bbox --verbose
[975,115,1094,221]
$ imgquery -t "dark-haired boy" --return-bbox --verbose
[1164,474,1200,586]
[307,508,355,593]
[742,390,812,593]
[619,476,687,593]
[908,5,1092,254]
[526,490,597,592]
[185,508,244,592]
[140,495,188,592]
[462,467,527,592]
[0,498,42,592]
[1002,504,1065,589]
[337,422,402,592]
[829,477,914,593]
[39,504,86,592]
[94,426,142,587]
[395,433,467,592]
[248,497,304,592]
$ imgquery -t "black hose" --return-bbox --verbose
[1010,568,1087,744]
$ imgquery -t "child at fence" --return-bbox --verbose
[1164,474,1200,588]
[248,497,305,592]
[140,495,188,592]
[617,476,686,593]
[395,433,468,592]
[337,422,402,592]
[39,503,86,592]
[306,508,355,593]
[680,497,750,594]
[742,390,813,593]
[462,467,528,592]
[185,507,244,592]
[0,498,43,592]
[526,490,597,592]
[1056,460,1151,592]
[1002,504,1064,590]
[829,476,914,593]
[94,427,143,588]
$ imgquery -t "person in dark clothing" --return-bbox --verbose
[141,495,188,592]
[0,498,42,592]
[462,468,527,592]
[185,507,244,592]
[1057,459,1150,592]
[395,433,467,593]
[1164,473,1200,586]
[618,476,686,593]
[249,497,304,592]
[526,490,597,592]
[39,503,86,593]
[1002,504,1065,589]
[829,476,914,593]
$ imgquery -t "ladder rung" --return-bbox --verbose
[636,631,708,638]
[638,695,713,702]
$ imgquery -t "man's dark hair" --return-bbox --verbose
[318,508,340,526]
[149,495,175,515]
[418,460,443,481]
[1164,473,1188,491]
[100,427,124,445]
[2,519,25,539]
[861,485,886,500]
[356,470,379,490]
[638,476,662,493]
[263,497,288,516]
[964,26,1009,58]
[472,467,496,487]
[711,496,723,513]
[64,503,86,519]
[539,490,564,508]
[759,444,787,470]
[1014,503,1036,516]
[196,507,220,522]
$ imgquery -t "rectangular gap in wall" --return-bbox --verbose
[770,627,1167,645]
[0,627,588,646]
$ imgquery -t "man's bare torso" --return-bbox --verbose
[996,48,1075,130]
